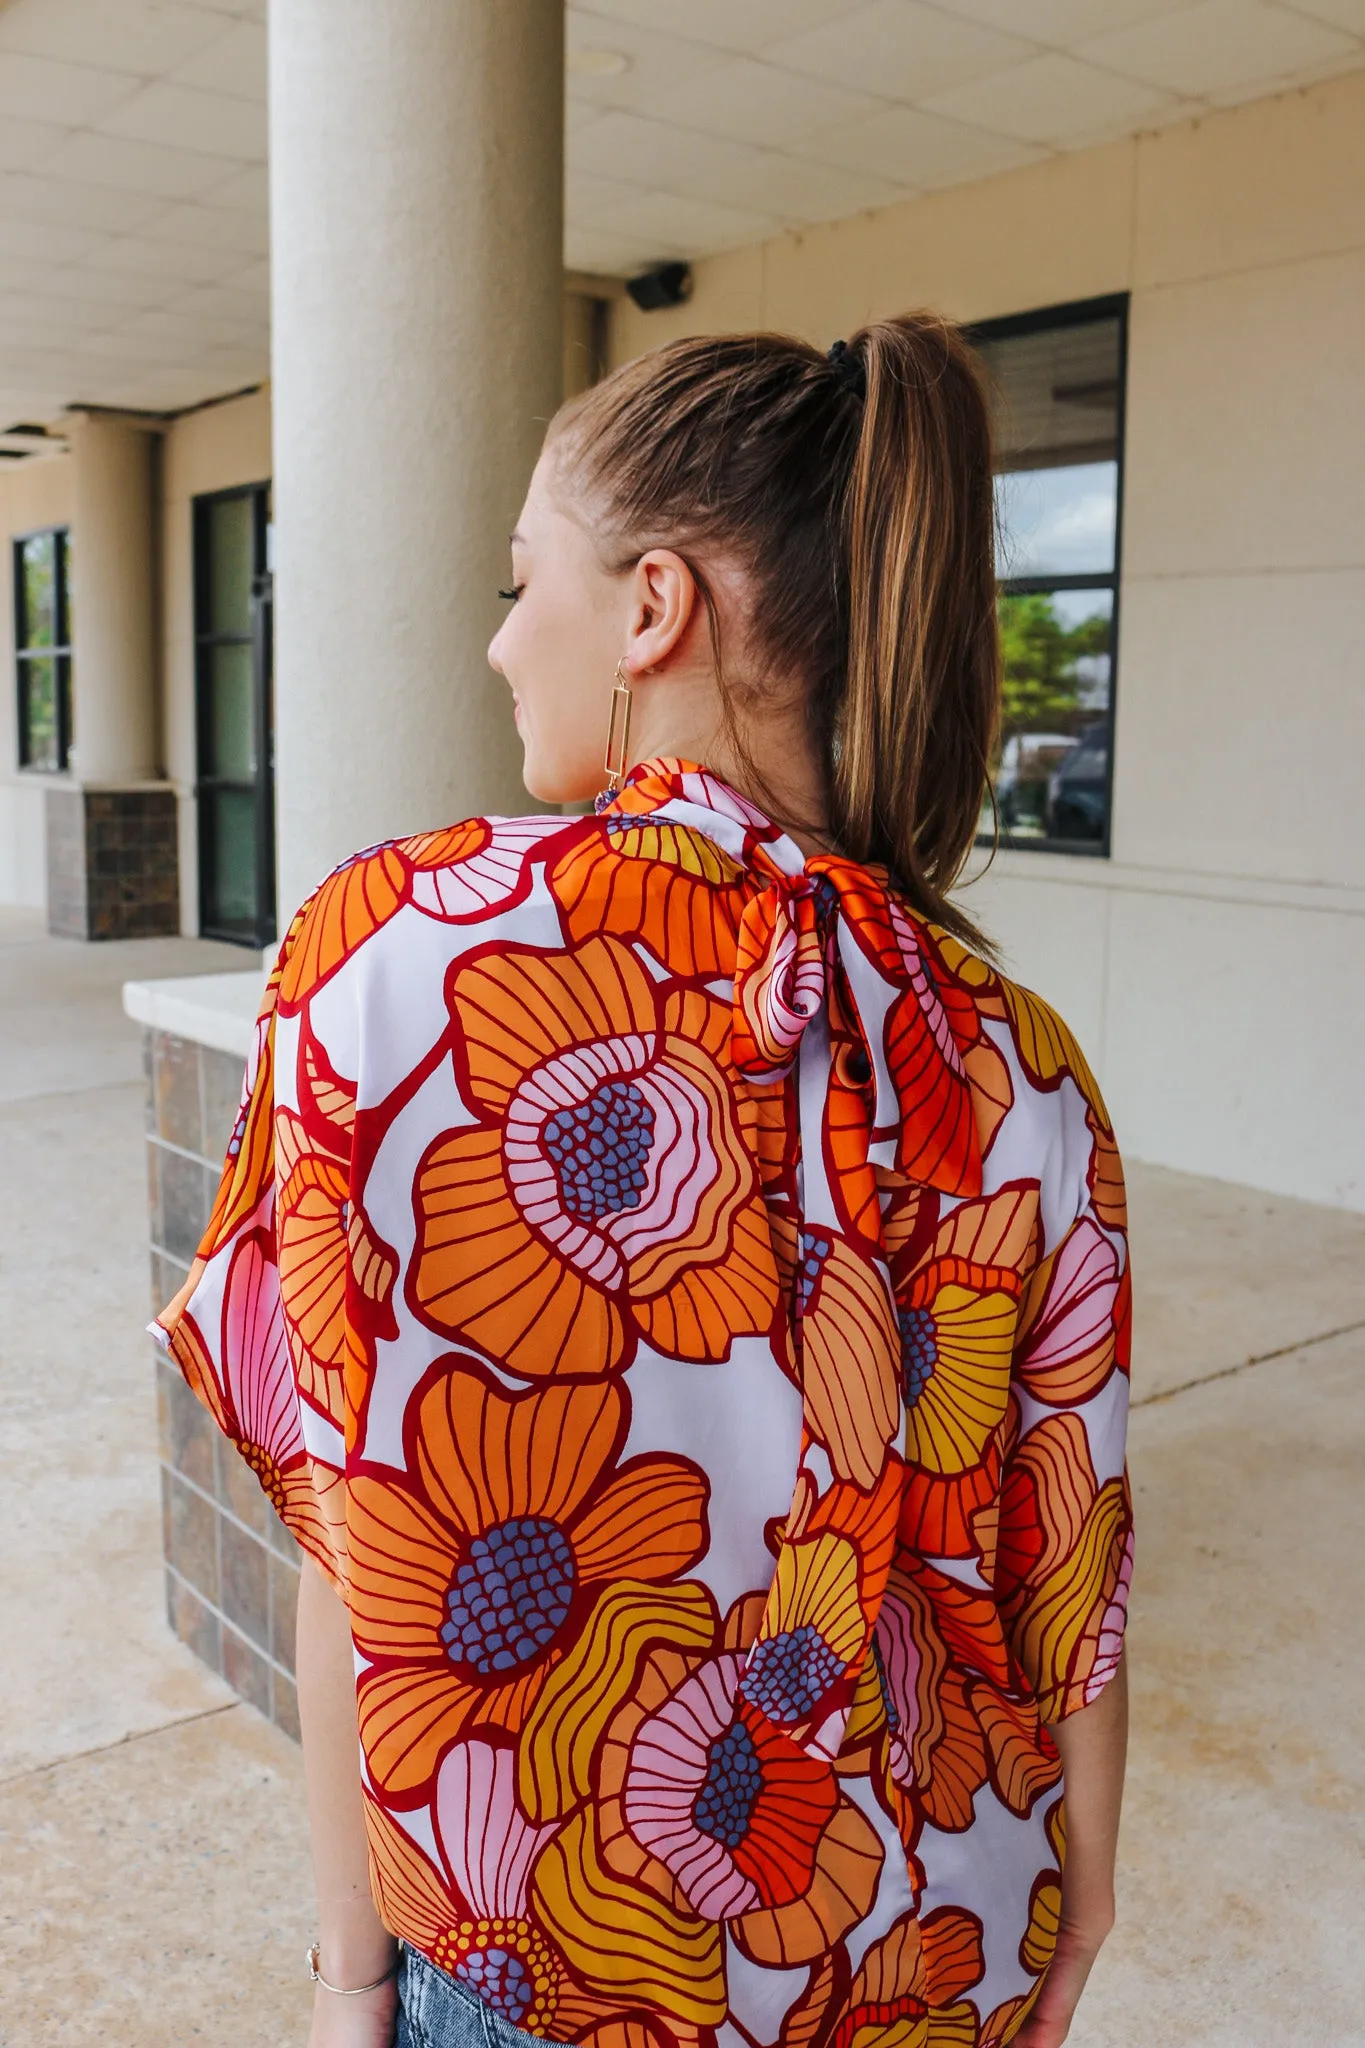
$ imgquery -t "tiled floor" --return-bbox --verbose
[1,906,1362,2046]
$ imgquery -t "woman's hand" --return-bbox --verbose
[306,1978,399,2048]
[1014,1657,1128,2047]
[1012,1904,1113,2046]
[297,1562,402,2048]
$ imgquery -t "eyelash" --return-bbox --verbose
[498,585,522,603]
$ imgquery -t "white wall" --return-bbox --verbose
[0,452,75,910]
[610,72,1365,1211]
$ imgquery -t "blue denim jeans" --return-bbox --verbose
[396,1946,566,2048]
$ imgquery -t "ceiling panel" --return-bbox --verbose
[659,57,884,148]
[36,130,241,198]
[0,216,106,261]
[942,0,1198,40]
[94,78,268,158]
[1284,0,1365,26]
[82,232,247,282]
[0,0,231,74]
[1077,0,1356,90]
[801,102,1044,185]
[763,1,1040,100]
[0,47,138,123]
[922,50,1177,140]
[0,0,1361,425]
[0,116,70,173]
[584,185,785,257]
[580,0,857,53]
[0,168,168,232]
[168,19,266,99]
[135,199,270,255]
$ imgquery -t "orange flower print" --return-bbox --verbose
[786,1220,901,1490]
[199,1005,275,1259]
[277,817,570,1011]
[275,1108,396,1436]
[549,814,748,977]
[874,1565,989,1834]
[412,936,778,1377]
[348,1362,709,1793]
[815,1906,986,2048]
[1014,1214,1127,1408]
[164,1229,345,1584]
[742,1460,903,1751]
[895,1190,1038,1564]
[530,1636,882,2017]
[365,1743,567,2034]
[996,1414,1133,1720]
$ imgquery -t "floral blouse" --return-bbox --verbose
[156,758,1133,2048]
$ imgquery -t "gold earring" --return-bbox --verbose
[603,657,633,796]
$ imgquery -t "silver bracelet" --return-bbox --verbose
[307,1942,399,1996]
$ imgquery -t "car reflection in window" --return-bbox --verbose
[1046,723,1108,842]
[996,732,1075,836]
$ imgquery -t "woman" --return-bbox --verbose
[157,316,1132,2048]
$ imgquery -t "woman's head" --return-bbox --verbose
[487,313,1000,946]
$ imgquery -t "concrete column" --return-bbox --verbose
[69,411,159,784]
[268,0,564,922]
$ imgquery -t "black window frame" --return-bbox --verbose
[193,480,276,950]
[971,292,1129,860]
[13,524,74,772]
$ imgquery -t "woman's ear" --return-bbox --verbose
[625,549,699,674]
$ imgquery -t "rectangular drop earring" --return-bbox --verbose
[601,657,633,799]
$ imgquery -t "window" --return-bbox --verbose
[194,483,276,948]
[14,526,73,771]
[973,297,1127,854]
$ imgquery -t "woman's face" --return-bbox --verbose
[487,454,631,806]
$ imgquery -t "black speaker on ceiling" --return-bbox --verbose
[626,262,693,311]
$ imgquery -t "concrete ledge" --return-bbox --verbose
[122,970,265,1059]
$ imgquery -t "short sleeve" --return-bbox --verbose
[152,917,348,1594]
[993,1093,1134,1724]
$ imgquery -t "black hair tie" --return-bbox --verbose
[827,338,866,401]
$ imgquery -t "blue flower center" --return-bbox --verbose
[455,1946,533,2024]
[441,1515,575,1676]
[899,1305,938,1407]
[692,1718,763,1850]
[543,1078,655,1221]
[739,1626,846,1723]
[797,1229,832,1317]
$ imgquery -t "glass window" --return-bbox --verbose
[14,527,73,771]
[973,300,1126,852]
[194,484,275,948]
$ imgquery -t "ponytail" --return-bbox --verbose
[833,317,999,947]
[549,312,1000,955]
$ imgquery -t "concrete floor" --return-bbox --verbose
[1,905,1362,2047]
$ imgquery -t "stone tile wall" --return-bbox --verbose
[144,1025,301,1739]
[47,785,179,940]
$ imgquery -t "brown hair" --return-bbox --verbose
[549,314,1000,952]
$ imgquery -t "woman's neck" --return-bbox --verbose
[627,676,834,858]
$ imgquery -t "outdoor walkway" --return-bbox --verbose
[1,907,1362,2047]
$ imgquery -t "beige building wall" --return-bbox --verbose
[609,71,1365,1212]
[160,387,272,935]
[0,452,75,908]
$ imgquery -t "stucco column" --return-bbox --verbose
[45,410,177,940]
[268,0,564,923]
[69,411,158,784]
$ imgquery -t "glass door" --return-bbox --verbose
[194,484,275,947]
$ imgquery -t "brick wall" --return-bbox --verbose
[144,1025,301,1738]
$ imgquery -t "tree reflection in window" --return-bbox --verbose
[972,299,1126,853]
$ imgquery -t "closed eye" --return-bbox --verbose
[497,586,522,602]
